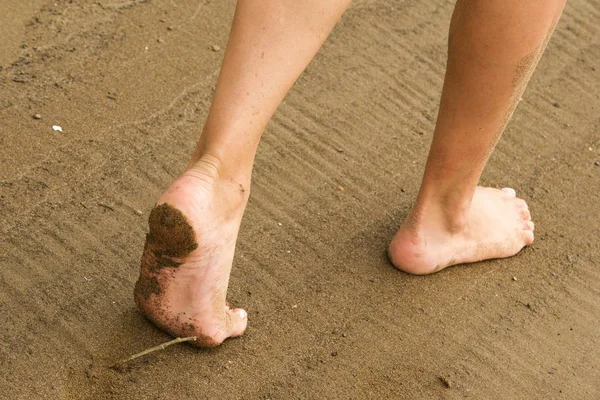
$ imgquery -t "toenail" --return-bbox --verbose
[238,309,247,319]
[502,187,516,197]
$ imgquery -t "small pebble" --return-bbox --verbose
[336,148,344,153]
[33,114,42,120]
[337,186,344,192]
[512,276,517,281]
[52,125,62,132]
[167,26,173,31]
[594,161,600,166]
[135,210,143,216]
[552,102,560,108]
[211,45,221,52]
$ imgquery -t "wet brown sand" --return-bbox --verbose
[1,1,599,399]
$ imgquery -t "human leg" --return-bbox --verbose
[134,0,351,346]
[389,0,565,275]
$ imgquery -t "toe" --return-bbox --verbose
[193,308,248,347]
[519,207,532,221]
[514,198,528,209]
[502,187,517,197]
[226,308,248,338]
[197,308,247,347]
[523,229,535,245]
[524,220,535,231]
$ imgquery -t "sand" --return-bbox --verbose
[1,0,599,399]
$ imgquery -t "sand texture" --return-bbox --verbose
[1,0,599,399]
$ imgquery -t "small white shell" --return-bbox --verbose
[52,125,62,132]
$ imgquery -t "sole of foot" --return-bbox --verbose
[388,186,534,275]
[134,162,248,347]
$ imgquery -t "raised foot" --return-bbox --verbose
[388,186,535,275]
[134,164,248,347]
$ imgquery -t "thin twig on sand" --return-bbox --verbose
[111,336,197,368]
[97,202,115,211]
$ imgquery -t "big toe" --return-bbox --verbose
[501,187,517,197]
[226,308,248,338]
[192,309,248,347]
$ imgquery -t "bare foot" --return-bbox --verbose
[388,186,534,275]
[134,156,249,347]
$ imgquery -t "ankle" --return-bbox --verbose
[187,153,252,190]
[173,154,251,221]
[410,190,473,233]
[187,132,256,184]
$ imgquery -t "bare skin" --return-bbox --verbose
[388,0,564,274]
[135,0,352,346]
[134,0,565,345]
[389,186,534,275]
[134,156,249,346]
